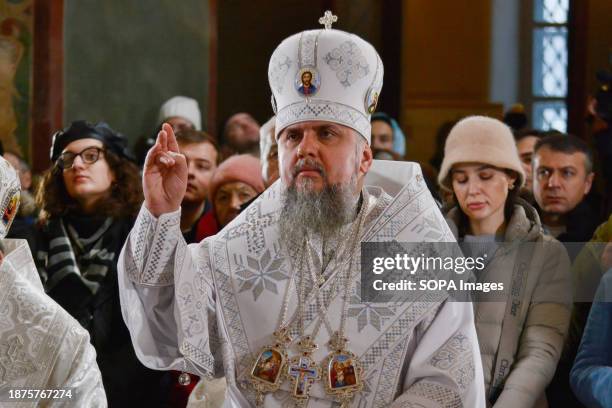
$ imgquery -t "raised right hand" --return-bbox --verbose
[143,123,188,217]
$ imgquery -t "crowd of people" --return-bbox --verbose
[1,18,612,408]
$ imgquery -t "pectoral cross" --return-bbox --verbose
[288,356,320,402]
[318,10,338,30]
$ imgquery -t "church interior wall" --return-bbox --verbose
[215,0,385,140]
[62,0,212,148]
[489,0,520,110]
[585,0,612,104]
[400,0,502,164]
[6,0,612,169]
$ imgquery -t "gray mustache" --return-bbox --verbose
[292,159,325,178]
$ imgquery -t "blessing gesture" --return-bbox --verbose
[143,123,188,217]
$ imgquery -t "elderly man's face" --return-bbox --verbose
[533,147,594,215]
[214,181,259,227]
[277,121,372,193]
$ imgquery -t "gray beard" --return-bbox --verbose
[279,175,359,241]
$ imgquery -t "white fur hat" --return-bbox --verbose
[268,12,383,144]
[158,96,202,131]
[438,116,525,191]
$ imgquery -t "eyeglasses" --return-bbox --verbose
[57,146,104,170]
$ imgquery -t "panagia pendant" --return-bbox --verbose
[249,345,288,406]
[322,337,364,407]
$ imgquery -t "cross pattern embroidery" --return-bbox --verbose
[288,356,319,398]
[222,202,276,255]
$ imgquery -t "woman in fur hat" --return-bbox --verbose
[438,116,572,407]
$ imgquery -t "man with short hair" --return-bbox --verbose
[119,15,484,407]
[514,129,549,192]
[221,112,260,157]
[532,134,600,245]
[176,129,219,243]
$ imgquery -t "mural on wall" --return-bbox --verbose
[0,0,32,157]
[64,0,212,146]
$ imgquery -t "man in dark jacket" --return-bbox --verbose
[533,134,603,407]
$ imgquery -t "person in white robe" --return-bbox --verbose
[0,156,106,407]
[119,12,486,408]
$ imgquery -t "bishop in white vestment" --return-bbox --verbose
[118,14,485,408]
[0,157,106,407]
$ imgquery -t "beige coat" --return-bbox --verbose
[446,200,571,408]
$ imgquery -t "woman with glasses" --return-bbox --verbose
[33,120,165,406]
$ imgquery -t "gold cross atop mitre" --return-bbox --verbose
[318,10,338,30]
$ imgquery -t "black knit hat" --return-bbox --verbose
[50,120,135,163]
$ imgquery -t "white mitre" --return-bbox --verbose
[268,11,383,144]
